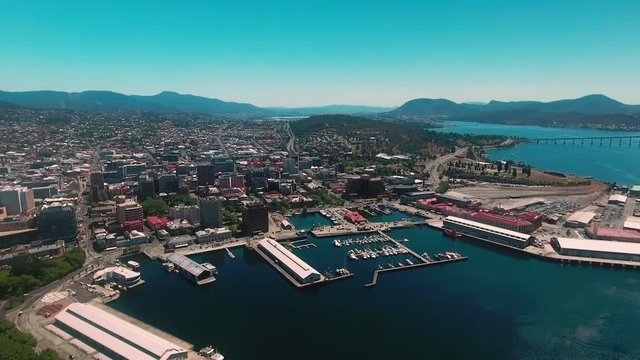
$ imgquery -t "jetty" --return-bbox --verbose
[364,256,469,287]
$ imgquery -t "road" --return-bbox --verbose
[285,122,296,154]
[424,147,468,188]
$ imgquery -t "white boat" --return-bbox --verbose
[333,239,342,247]
[127,260,140,271]
[199,346,224,360]
[162,262,175,272]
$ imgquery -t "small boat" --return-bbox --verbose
[443,228,463,238]
[162,262,175,272]
[406,259,414,265]
[199,346,224,360]
[333,239,342,247]
[127,260,140,271]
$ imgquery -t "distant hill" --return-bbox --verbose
[387,94,640,118]
[290,114,510,155]
[384,98,474,117]
[0,90,263,115]
[480,95,640,115]
[131,91,262,115]
[269,104,394,116]
[0,100,21,109]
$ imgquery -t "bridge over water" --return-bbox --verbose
[527,135,640,146]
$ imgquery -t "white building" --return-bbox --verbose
[195,227,232,243]
[92,266,142,288]
[168,205,200,224]
[52,303,187,360]
[0,186,35,215]
[552,237,640,262]
[565,211,597,228]
[608,194,628,205]
[443,216,532,249]
[258,238,322,284]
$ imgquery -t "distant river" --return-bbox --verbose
[435,121,640,185]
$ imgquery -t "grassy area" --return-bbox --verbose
[444,158,591,186]
[0,248,86,308]
[0,319,60,360]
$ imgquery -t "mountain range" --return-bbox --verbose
[0,90,639,122]
[0,90,262,116]
[384,94,640,117]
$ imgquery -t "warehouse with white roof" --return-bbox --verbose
[53,303,188,360]
[258,238,322,284]
[552,237,640,262]
[565,211,597,228]
[443,216,532,249]
[167,253,216,285]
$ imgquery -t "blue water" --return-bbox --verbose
[435,121,640,185]
[110,223,640,360]
[289,212,333,229]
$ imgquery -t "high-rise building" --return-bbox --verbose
[211,156,236,174]
[158,173,179,194]
[242,202,268,234]
[199,197,222,228]
[90,172,105,201]
[137,174,156,201]
[283,157,297,175]
[38,203,77,243]
[169,205,200,223]
[90,172,105,189]
[116,202,144,224]
[32,184,59,199]
[122,163,146,177]
[344,175,385,198]
[0,186,36,216]
[218,174,245,189]
[197,165,216,186]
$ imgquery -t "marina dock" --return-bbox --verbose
[310,220,428,238]
[364,257,469,287]
[377,230,429,263]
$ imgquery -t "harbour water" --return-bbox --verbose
[108,123,640,360]
[110,222,640,360]
[436,121,640,185]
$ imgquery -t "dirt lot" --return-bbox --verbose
[452,181,608,209]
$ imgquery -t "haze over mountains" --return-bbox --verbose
[0,90,639,120]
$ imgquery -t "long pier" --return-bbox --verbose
[364,257,469,287]
[528,135,640,147]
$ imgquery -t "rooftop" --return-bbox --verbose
[55,303,186,360]
[444,216,532,242]
[167,253,209,277]
[258,238,321,281]
[556,237,640,256]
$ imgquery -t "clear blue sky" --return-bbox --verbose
[1,0,639,107]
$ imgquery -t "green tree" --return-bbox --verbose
[435,180,450,194]
[142,197,168,216]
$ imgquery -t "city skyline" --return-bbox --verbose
[1,1,639,106]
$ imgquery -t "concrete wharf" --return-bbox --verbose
[364,257,469,287]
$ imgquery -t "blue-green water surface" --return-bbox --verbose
[111,224,640,360]
[435,121,640,184]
